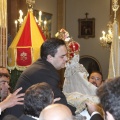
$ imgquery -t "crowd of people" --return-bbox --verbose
[0,37,119,120]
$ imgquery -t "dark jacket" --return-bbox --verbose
[90,113,103,120]
[4,59,76,117]
[19,114,37,120]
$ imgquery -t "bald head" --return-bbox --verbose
[39,104,73,120]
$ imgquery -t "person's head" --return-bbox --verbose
[24,82,54,117]
[97,76,120,120]
[88,71,103,87]
[0,72,10,100]
[0,66,9,74]
[39,104,73,120]
[40,38,68,70]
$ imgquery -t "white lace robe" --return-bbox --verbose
[63,54,97,95]
[63,54,99,115]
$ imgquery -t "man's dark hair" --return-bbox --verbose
[97,76,120,120]
[24,82,54,117]
[88,71,103,81]
[40,38,66,60]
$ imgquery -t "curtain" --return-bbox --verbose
[108,20,120,78]
[0,0,7,66]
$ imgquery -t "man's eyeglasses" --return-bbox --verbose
[90,76,101,81]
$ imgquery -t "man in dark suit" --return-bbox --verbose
[0,68,24,119]
[5,38,76,117]
[97,77,120,120]
[87,76,120,120]
[19,82,54,120]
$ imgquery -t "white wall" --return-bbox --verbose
[33,0,110,79]
[65,0,110,79]
[33,0,57,37]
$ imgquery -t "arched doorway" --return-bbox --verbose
[80,55,102,75]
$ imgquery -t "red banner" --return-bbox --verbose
[16,48,32,66]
